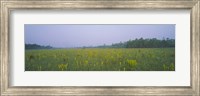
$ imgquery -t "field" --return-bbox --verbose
[25,48,175,71]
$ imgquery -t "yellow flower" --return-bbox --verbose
[127,59,137,67]
[58,64,68,71]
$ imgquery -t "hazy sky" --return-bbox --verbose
[25,24,175,48]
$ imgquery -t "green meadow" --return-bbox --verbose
[25,48,175,71]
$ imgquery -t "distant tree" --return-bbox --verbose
[80,38,175,49]
[125,38,175,48]
[25,44,53,49]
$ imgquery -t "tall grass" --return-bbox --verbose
[25,48,175,71]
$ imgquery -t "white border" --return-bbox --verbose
[10,10,190,86]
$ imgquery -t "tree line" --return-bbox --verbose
[96,38,175,48]
[25,44,53,49]
[125,38,175,48]
[25,38,175,49]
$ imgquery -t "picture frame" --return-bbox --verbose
[0,0,199,95]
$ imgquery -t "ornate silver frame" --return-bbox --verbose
[1,0,199,95]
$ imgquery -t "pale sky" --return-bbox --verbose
[25,24,175,48]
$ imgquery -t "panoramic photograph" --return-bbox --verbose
[25,24,175,71]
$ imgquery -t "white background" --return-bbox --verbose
[10,9,190,86]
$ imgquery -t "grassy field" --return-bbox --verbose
[25,48,175,71]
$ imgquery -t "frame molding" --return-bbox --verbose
[1,0,199,95]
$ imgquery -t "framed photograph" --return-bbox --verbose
[25,24,175,71]
[1,0,199,95]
